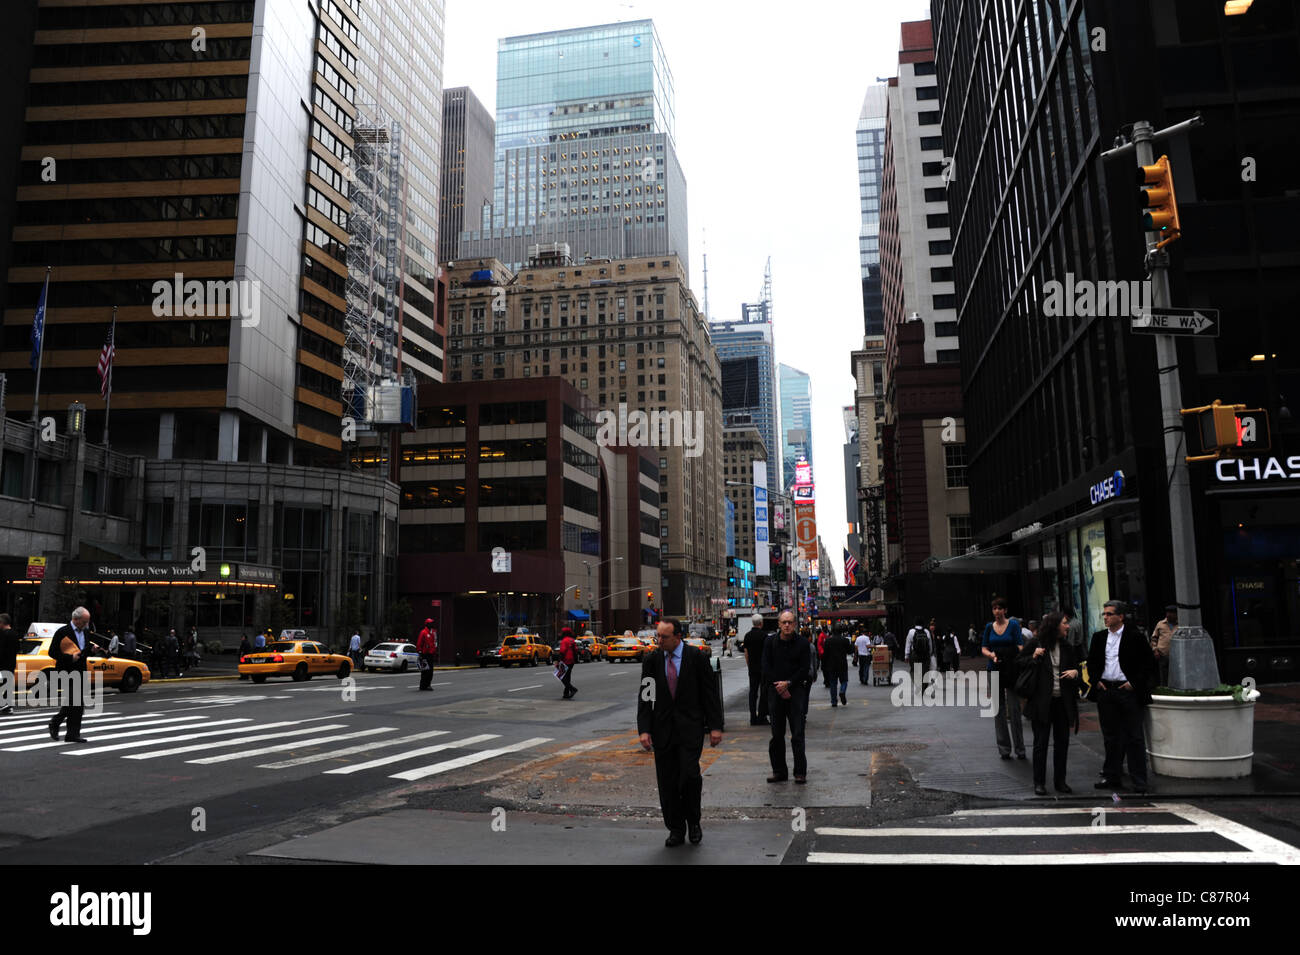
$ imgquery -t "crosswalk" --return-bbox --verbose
[807,804,1300,864]
[0,707,553,784]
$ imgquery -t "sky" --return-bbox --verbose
[442,0,932,584]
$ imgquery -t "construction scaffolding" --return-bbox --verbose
[344,107,406,426]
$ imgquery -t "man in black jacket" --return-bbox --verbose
[48,607,103,742]
[742,613,770,725]
[1087,600,1155,793]
[763,610,812,783]
[0,613,18,714]
[638,618,723,847]
[823,628,852,706]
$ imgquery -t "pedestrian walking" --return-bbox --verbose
[803,628,817,716]
[1088,600,1155,794]
[936,627,961,673]
[107,631,120,656]
[48,607,98,742]
[638,618,723,847]
[763,610,811,784]
[253,630,267,650]
[238,634,251,679]
[1017,611,1081,795]
[557,627,579,699]
[743,613,770,725]
[853,630,872,685]
[164,628,181,678]
[967,624,979,657]
[124,628,137,660]
[823,629,852,706]
[1150,604,1179,688]
[417,618,438,690]
[0,613,18,714]
[981,598,1027,760]
[348,630,363,668]
[904,617,932,673]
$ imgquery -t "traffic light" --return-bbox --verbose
[1181,399,1245,461]
[1138,155,1181,248]
[646,591,654,602]
[574,588,581,600]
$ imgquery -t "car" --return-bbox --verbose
[238,641,353,683]
[476,643,504,667]
[684,636,713,658]
[604,635,646,663]
[579,635,604,661]
[498,633,551,667]
[551,636,594,664]
[362,642,420,672]
[18,624,151,693]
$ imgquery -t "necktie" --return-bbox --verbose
[666,654,678,698]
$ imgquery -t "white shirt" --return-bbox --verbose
[349,633,361,651]
[854,634,871,655]
[69,623,86,650]
[1102,625,1127,682]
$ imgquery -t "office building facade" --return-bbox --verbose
[712,303,779,505]
[778,363,813,494]
[439,87,495,266]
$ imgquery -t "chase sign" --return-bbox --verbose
[1089,469,1125,506]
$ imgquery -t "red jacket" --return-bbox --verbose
[559,636,577,665]
[417,627,438,655]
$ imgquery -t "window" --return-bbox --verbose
[926,213,950,228]
[944,444,967,488]
[918,111,941,125]
[936,349,960,363]
[928,240,952,255]
[922,161,946,177]
[914,61,936,75]
[924,187,947,202]
[935,321,959,337]
[915,86,939,100]
[930,266,954,282]
[933,293,956,309]
[948,515,972,555]
[919,135,944,151]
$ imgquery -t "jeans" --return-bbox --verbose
[994,673,1026,756]
[768,685,808,778]
[1095,686,1148,788]
[560,661,575,696]
[1031,696,1070,787]
[858,656,871,684]
[829,676,848,704]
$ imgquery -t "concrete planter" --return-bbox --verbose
[1145,695,1255,779]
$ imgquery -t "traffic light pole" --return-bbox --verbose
[1131,119,1203,628]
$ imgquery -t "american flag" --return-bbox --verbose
[844,548,859,586]
[97,317,115,400]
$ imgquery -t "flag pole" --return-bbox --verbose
[28,267,50,513]
[102,305,116,449]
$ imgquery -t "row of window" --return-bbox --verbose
[14,193,238,226]
[11,234,236,266]
[28,74,248,107]
[32,37,251,68]
[24,113,245,147]
[38,2,252,29]
[23,153,242,187]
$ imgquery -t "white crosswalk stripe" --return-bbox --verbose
[187,727,398,764]
[807,804,1300,865]
[389,737,552,781]
[3,715,222,751]
[257,730,450,769]
[323,734,500,776]
[0,713,131,733]
[61,718,321,756]
[124,720,346,760]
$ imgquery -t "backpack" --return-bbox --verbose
[910,627,931,662]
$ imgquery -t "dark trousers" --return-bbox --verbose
[418,653,436,689]
[747,668,767,721]
[50,705,84,738]
[1095,687,1148,787]
[1031,696,1071,787]
[561,662,575,696]
[653,737,704,834]
[768,685,808,778]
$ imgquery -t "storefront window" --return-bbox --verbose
[1080,520,1109,636]
[1041,537,1060,615]
[1066,529,1082,629]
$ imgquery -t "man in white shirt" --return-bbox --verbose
[854,631,872,685]
[349,631,362,666]
[1086,600,1155,794]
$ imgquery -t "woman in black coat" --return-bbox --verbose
[1016,611,1081,796]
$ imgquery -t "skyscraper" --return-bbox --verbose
[779,363,813,493]
[456,20,688,274]
[439,87,495,265]
[712,298,779,506]
[857,84,888,338]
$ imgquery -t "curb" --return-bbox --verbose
[149,675,241,684]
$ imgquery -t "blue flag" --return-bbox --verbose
[30,272,48,371]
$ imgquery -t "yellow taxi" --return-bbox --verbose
[684,636,713,659]
[238,640,353,683]
[583,635,607,660]
[498,632,551,667]
[604,634,648,663]
[18,624,151,693]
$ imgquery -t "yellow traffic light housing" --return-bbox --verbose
[1181,399,1245,461]
[574,588,581,600]
[646,591,654,602]
[1139,155,1181,248]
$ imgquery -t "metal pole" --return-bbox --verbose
[1132,120,1202,628]
[28,267,50,513]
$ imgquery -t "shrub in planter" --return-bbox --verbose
[205,640,223,655]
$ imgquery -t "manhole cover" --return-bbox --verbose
[916,772,1026,794]
[848,743,927,752]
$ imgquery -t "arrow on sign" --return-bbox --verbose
[1130,307,1220,336]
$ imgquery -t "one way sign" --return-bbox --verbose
[1130,307,1220,336]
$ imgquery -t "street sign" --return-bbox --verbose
[1130,307,1219,336]
[26,556,45,580]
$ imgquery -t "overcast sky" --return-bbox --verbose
[443,0,931,584]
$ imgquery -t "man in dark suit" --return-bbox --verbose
[48,606,103,742]
[638,618,723,847]
[1087,599,1155,793]
[0,613,18,715]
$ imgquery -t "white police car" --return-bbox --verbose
[361,642,421,672]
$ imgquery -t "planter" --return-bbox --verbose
[1144,695,1256,779]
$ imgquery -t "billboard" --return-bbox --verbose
[753,461,770,576]
[794,501,818,560]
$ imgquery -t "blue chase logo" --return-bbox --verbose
[1089,469,1125,505]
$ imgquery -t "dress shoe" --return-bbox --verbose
[831,702,838,708]
[766,774,788,783]
[688,823,702,845]
[1016,754,1027,760]
[1034,785,1048,796]
[794,775,807,785]
[49,725,60,741]
[568,688,577,697]
[664,831,685,847]
[999,753,1011,760]
[1094,779,1123,790]
[1055,783,1073,793]
[840,691,847,705]
[65,736,90,743]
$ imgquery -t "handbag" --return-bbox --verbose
[1014,654,1041,699]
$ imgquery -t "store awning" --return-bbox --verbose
[566,609,590,620]
[927,553,1020,574]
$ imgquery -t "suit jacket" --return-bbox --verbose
[48,624,100,672]
[1016,637,1080,729]
[1086,626,1155,704]
[637,643,722,750]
